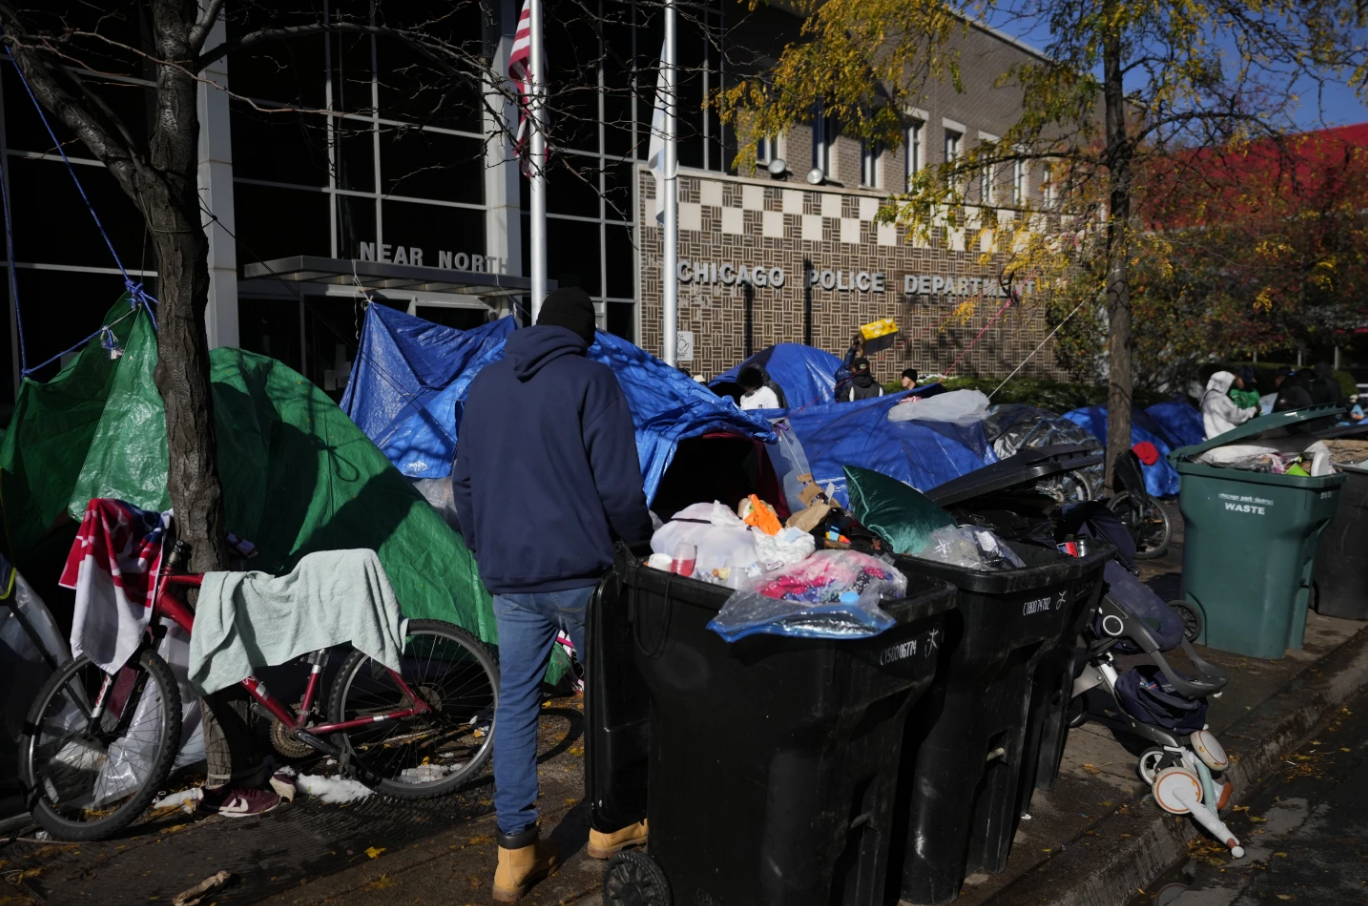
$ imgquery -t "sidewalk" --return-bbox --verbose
[3,502,1363,906]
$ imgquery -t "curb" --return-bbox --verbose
[979,623,1368,906]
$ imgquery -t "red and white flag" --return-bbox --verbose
[60,498,172,674]
[508,0,547,177]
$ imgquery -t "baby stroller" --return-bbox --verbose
[1055,503,1245,856]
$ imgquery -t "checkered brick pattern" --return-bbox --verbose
[638,168,1069,386]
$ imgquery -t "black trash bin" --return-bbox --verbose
[586,547,957,906]
[891,445,1112,906]
[1311,423,1368,620]
[1311,462,1368,619]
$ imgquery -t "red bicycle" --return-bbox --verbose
[20,540,499,841]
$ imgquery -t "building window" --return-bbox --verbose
[1013,158,1027,205]
[944,129,961,164]
[1042,161,1058,208]
[812,107,835,179]
[860,140,881,189]
[905,120,923,191]
[980,163,996,206]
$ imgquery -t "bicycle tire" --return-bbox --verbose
[21,649,181,841]
[1108,492,1172,560]
[329,619,498,799]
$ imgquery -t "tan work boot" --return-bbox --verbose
[587,819,649,860]
[492,829,560,902]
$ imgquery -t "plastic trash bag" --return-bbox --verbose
[707,550,906,642]
[907,525,1026,571]
[651,502,761,587]
[887,389,990,426]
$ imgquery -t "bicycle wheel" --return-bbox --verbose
[21,650,181,841]
[329,619,498,799]
[1108,492,1172,560]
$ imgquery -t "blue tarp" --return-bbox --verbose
[339,305,515,464]
[711,343,845,408]
[782,393,996,507]
[342,307,773,504]
[1143,399,1205,450]
[1062,406,1181,497]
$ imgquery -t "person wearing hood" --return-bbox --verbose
[839,356,885,402]
[1309,361,1343,406]
[1229,366,1261,411]
[453,287,652,900]
[1201,371,1257,439]
[1274,367,1314,412]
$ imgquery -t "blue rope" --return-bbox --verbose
[3,51,159,374]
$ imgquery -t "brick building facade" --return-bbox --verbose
[633,18,1070,384]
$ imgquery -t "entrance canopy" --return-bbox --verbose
[243,256,534,298]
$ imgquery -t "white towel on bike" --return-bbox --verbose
[188,549,406,696]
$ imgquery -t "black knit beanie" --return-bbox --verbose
[536,287,596,344]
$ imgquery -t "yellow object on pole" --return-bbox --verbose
[860,318,898,354]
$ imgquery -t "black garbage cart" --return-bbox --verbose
[890,444,1113,905]
[585,546,957,906]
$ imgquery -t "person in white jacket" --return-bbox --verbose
[1201,371,1257,439]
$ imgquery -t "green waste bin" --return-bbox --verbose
[1170,405,1347,659]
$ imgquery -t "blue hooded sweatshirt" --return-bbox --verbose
[452,325,652,594]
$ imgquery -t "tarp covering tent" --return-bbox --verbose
[339,305,515,474]
[342,307,775,503]
[0,298,497,645]
[711,343,844,408]
[1062,405,1181,497]
[1143,398,1205,450]
[780,393,995,507]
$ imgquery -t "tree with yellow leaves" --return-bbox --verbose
[720,0,1366,486]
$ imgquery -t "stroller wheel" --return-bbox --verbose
[603,850,672,906]
[1138,747,1171,785]
[1168,600,1204,643]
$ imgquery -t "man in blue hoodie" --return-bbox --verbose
[453,287,653,902]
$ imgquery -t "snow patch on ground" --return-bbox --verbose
[294,773,374,804]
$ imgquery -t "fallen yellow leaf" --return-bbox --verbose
[1273,852,1287,857]
[1082,763,1102,774]
[366,847,386,859]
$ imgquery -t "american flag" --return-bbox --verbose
[508,0,545,177]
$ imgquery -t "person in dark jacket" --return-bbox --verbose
[1273,367,1313,412]
[1309,361,1343,406]
[839,356,885,402]
[453,287,652,901]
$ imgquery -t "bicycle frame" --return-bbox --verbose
[153,573,430,750]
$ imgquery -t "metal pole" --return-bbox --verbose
[529,0,548,321]
[662,0,678,366]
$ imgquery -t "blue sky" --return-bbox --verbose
[984,10,1368,132]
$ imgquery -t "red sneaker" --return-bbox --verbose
[198,786,281,818]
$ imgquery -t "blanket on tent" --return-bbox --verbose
[1143,398,1205,450]
[1062,406,1181,497]
[342,308,774,502]
[711,344,844,408]
[0,297,498,650]
[339,306,515,464]
[780,393,995,507]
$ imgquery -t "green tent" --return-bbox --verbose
[0,298,498,647]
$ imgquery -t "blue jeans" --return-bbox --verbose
[492,586,592,837]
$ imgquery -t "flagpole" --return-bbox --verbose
[528,0,547,321]
[662,0,678,366]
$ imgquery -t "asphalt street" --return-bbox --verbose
[1131,683,1368,906]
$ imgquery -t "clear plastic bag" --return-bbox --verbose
[909,525,1026,571]
[707,550,907,642]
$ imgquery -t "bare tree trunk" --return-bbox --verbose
[145,0,229,572]
[1102,18,1133,494]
